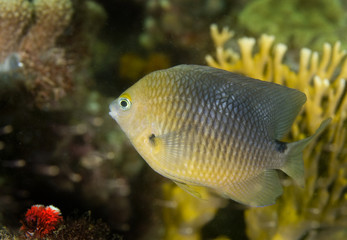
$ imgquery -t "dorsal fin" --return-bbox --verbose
[227,77,307,140]
[190,65,307,140]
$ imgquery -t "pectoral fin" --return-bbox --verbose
[152,128,197,168]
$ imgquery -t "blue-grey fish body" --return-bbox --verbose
[109,65,330,206]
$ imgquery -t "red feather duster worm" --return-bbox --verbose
[20,205,63,238]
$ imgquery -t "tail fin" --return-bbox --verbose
[281,118,331,187]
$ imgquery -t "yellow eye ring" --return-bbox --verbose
[118,97,132,110]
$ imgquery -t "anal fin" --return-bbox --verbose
[219,169,283,207]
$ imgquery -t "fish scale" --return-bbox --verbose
[170,78,265,180]
[109,64,330,206]
[203,88,249,172]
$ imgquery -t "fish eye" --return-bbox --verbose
[119,97,132,110]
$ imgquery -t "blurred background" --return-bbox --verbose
[0,0,346,239]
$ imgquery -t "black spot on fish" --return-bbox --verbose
[275,140,287,153]
[149,134,156,146]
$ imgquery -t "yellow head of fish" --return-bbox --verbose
[109,72,169,171]
[109,83,148,141]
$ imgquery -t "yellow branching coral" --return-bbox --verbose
[0,0,73,108]
[161,183,226,240]
[206,24,347,240]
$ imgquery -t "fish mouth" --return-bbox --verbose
[109,99,118,120]
[109,111,117,120]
